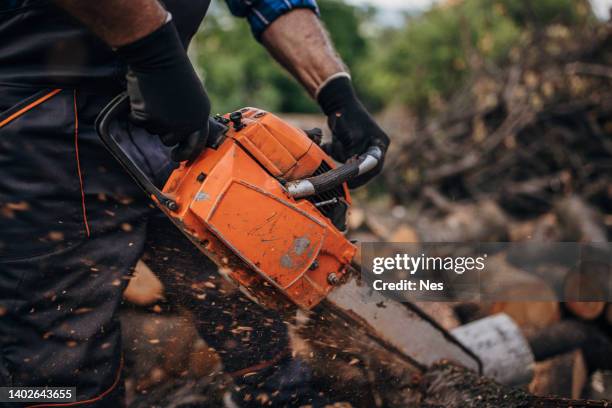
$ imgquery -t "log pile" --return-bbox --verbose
[344,195,611,398]
[335,19,612,404]
[383,22,612,222]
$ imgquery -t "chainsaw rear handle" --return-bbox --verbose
[96,93,228,211]
[96,93,180,211]
[286,146,383,199]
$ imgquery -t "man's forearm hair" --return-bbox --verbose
[261,9,347,98]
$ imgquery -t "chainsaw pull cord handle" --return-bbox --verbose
[286,146,383,199]
[95,93,180,211]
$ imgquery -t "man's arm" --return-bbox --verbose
[260,8,390,188]
[53,0,166,47]
[53,0,211,162]
[261,9,345,97]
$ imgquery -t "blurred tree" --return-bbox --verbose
[499,0,592,28]
[360,0,594,116]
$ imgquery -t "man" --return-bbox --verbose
[0,0,389,406]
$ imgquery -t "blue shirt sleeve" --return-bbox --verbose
[225,0,320,41]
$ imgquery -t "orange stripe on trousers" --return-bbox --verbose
[0,89,62,129]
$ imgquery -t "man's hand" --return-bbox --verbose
[116,19,211,162]
[317,76,389,188]
[53,0,211,162]
[261,9,389,188]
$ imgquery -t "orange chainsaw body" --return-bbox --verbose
[159,108,356,310]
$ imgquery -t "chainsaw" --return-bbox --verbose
[96,94,481,376]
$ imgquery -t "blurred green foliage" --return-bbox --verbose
[193,0,593,115]
[361,0,593,115]
[194,0,369,114]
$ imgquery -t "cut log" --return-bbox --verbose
[508,213,561,242]
[416,200,509,242]
[124,260,165,306]
[529,263,574,299]
[120,309,220,393]
[348,206,366,230]
[527,319,612,372]
[529,350,587,399]
[554,196,607,243]
[451,314,534,386]
[488,299,560,335]
[443,316,602,401]
[389,224,420,243]
[363,210,396,239]
[573,351,589,400]
[563,264,609,320]
[506,214,570,269]
[477,254,560,335]
[565,302,607,321]
[413,301,461,330]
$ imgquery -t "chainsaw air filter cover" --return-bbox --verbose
[161,108,357,310]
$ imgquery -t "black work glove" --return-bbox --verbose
[317,76,390,188]
[116,18,210,162]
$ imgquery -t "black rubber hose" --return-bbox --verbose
[308,160,360,195]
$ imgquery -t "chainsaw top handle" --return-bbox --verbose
[285,145,383,199]
[97,93,380,206]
